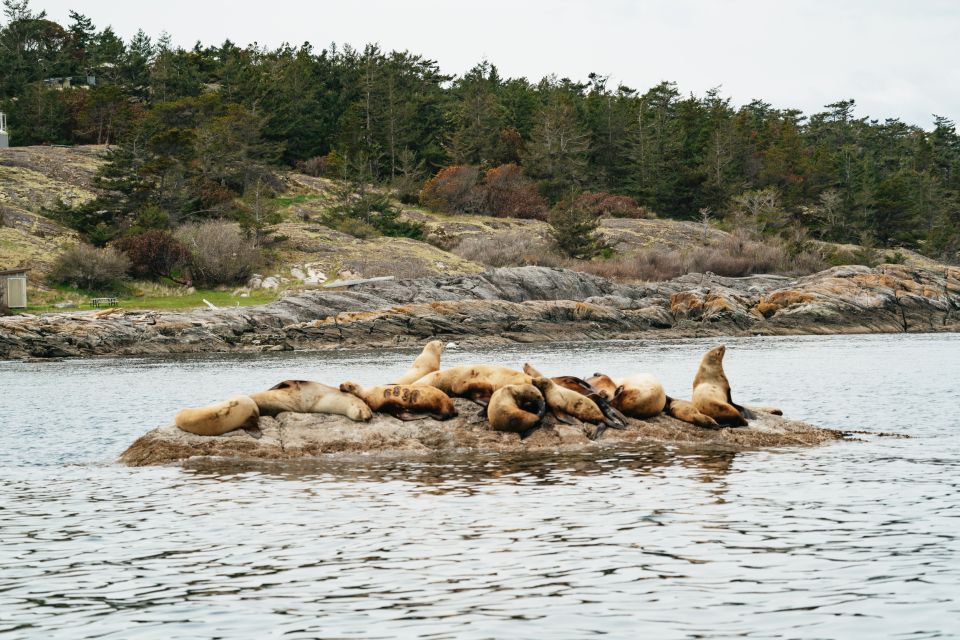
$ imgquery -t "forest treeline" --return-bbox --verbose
[2,0,959,261]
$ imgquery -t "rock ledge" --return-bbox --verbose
[120,399,847,467]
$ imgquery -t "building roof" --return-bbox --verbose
[0,268,30,276]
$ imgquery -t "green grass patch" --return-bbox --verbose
[275,194,322,207]
[24,286,277,313]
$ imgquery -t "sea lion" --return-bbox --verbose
[522,363,627,436]
[250,380,373,422]
[487,384,546,434]
[610,374,667,419]
[691,345,751,427]
[175,395,262,437]
[665,396,720,429]
[339,381,458,421]
[585,373,618,401]
[393,340,444,385]
[414,365,531,406]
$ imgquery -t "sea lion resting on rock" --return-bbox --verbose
[487,384,546,434]
[691,345,755,427]
[587,373,667,419]
[339,381,458,421]
[175,395,262,437]
[414,365,531,406]
[393,340,444,385]
[250,380,373,422]
[586,371,717,429]
[522,364,627,438]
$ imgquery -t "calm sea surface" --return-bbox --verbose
[1,334,959,639]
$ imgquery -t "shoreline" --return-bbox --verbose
[3,263,958,361]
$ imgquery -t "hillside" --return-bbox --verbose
[0,145,945,312]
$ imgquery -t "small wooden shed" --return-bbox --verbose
[0,268,29,308]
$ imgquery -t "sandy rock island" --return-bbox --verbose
[120,398,847,467]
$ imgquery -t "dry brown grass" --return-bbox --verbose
[451,234,566,268]
[579,231,828,282]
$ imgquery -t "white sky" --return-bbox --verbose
[28,0,960,127]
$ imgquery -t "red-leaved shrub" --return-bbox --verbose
[575,192,653,219]
[482,164,548,220]
[419,165,481,213]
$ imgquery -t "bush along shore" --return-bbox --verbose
[1,264,959,360]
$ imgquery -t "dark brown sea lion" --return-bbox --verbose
[414,365,532,406]
[339,381,458,421]
[487,384,546,434]
[175,395,262,438]
[250,380,373,422]
[691,345,751,427]
[394,340,444,385]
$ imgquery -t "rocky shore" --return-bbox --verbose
[3,263,959,360]
[120,398,847,467]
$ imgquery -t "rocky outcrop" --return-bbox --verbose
[2,264,959,360]
[120,398,847,467]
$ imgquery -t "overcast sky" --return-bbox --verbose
[29,0,960,127]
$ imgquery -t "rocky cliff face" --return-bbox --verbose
[120,398,847,467]
[2,263,959,360]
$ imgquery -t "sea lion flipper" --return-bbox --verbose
[392,410,429,422]
[601,418,627,431]
[591,423,608,441]
[242,425,263,439]
[731,402,757,420]
[551,408,577,425]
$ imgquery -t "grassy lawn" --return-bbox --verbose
[24,287,278,313]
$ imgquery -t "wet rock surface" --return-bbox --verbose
[120,399,847,467]
[3,264,959,360]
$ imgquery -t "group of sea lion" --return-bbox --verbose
[174,340,782,440]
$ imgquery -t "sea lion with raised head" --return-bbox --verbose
[487,384,546,434]
[691,345,751,427]
[250,380,373,422]
[414,365,531,406]
[393,340,444,385]
[175,395,262,437]
[339,381,458,421]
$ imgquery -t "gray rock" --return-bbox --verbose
[2,264,959,360]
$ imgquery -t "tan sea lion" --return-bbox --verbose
[523,363,628,438]
[339,381,457,421]
[175,395,261,437]
[665,397,720,429]
[612,374,667,419]
[414,365,531,406]
[250,380,373,422]
[692,345,751,427]
[393,340,444,385]
[487,384,546,434]
[585,373,618,401]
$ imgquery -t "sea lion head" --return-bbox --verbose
[530,376,552,394]
[703,345,726,366]
[425,340,444,355]
[512,384,546,418]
